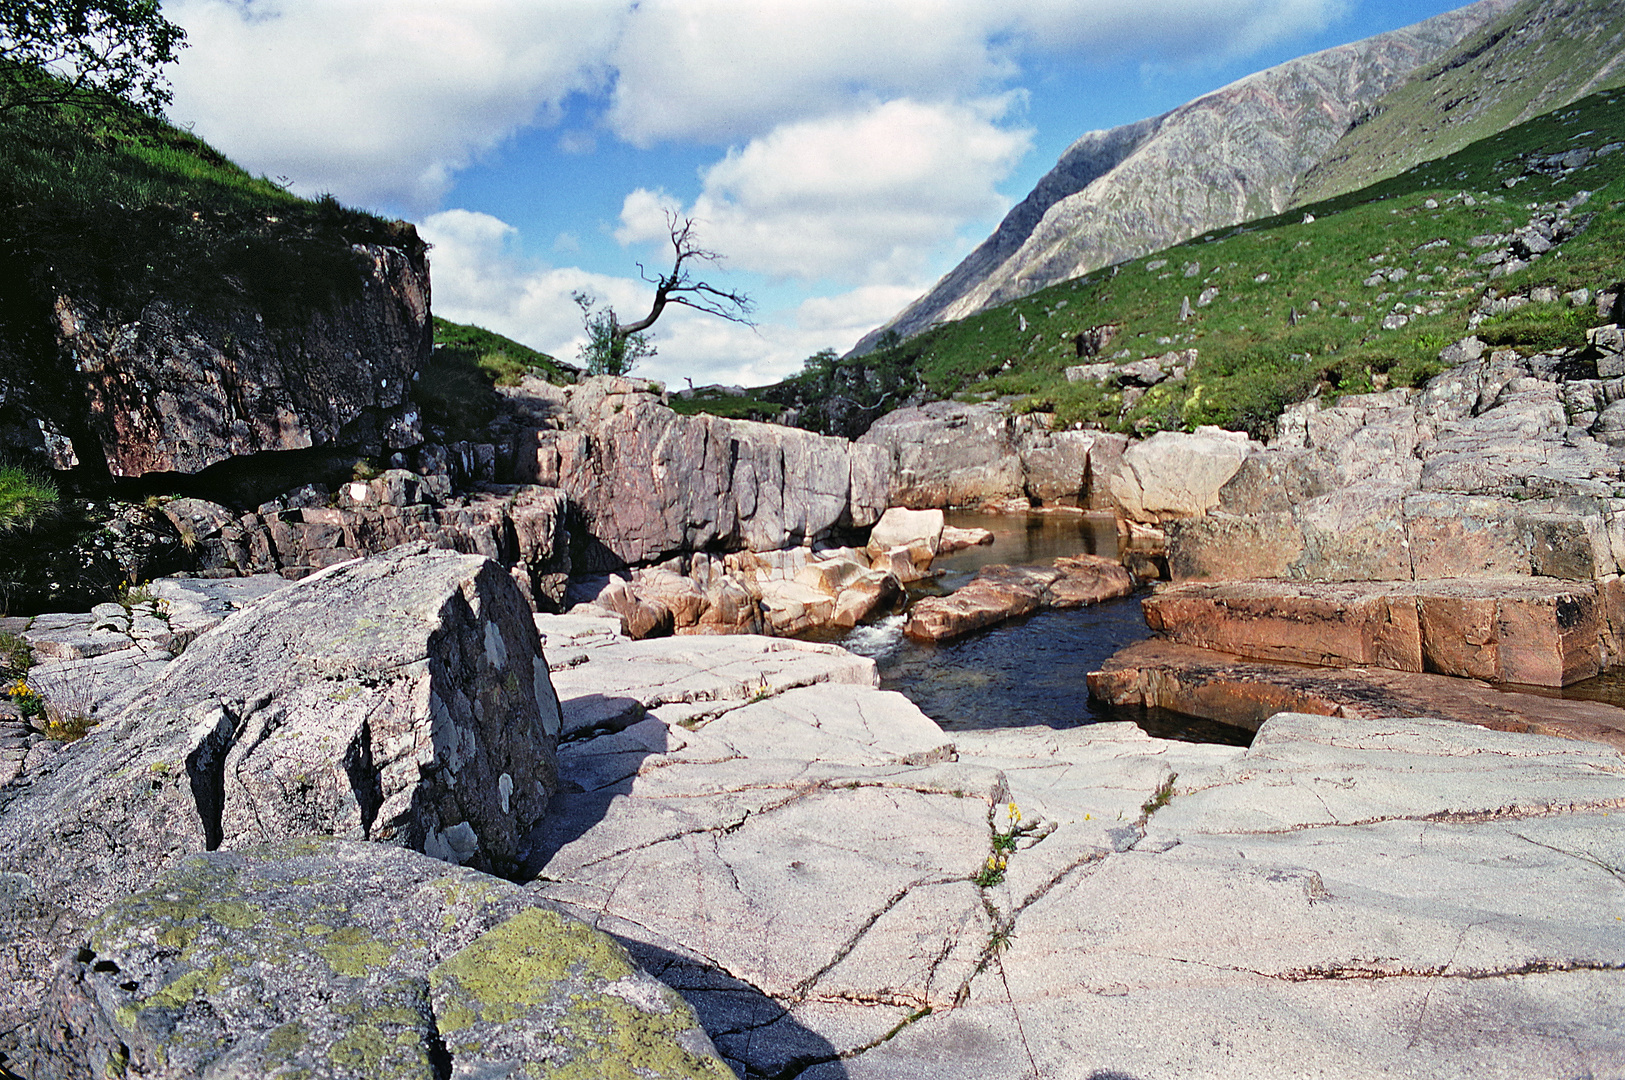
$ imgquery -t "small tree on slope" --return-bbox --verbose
[573,213,754,377]
[0,0,188,117]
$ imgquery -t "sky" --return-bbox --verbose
[161,0,1476,390]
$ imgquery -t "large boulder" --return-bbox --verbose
[516,385,887,567]
[857,400,1126,509]
[29,839,733,1080]
[0,547,561,1049]
[1109,427,1253,524]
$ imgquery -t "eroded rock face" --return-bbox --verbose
[29,839,732,1080]
[1144,578,1610,687]
[50,244,430,478]
[857,400,1125,509]
[516,382,887,567]
[0,548,560,1049]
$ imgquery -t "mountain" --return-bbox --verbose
[852,0,1518,353]
[1291,0,1625,205]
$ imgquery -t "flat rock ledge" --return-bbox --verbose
[1092,637,1625,752]
[530,618,1625,1079]
[1144,577,1616,687]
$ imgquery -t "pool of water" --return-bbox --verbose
[824,511,1254,746]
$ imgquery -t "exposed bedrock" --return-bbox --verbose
[28,839,732,1080]
[13,242,431,478]
[856,399,1127,510]
[1144,577,1617,687]
[534,618,1625,1078]
[514,378,888,568]
[0,548,562,1052]
[903,556,1136,642]
[1096,328,1625,728]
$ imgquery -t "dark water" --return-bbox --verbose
[826,511,1254,746]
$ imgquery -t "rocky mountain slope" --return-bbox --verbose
[1292,0,1625,206]
[853,0,1518,352]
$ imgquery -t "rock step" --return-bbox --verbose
[1089,638,1625,752]
[903,556,1135,643]
[1143,577,1617,687]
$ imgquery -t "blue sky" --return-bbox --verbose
[163,0,1475,389]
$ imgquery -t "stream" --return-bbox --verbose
[818,511,1255,746]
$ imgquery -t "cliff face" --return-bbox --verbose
[19,241,431,479]
[1291,0,1625,206]
[854,0,1517,352]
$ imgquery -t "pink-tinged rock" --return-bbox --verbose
[830,570,903,629]
[867,507,945,554]
[1089,638,1625,752]
[1046,555,1136,608]
[938,525,995,552]
[904,580,1043,642]
[58,243,429,478]
[1403,493,1531,577]
[1144,580,1423,670]
[1167,512,1304,581]
[1146,578,1604,687]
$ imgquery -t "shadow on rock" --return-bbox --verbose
[616,937,848,1080]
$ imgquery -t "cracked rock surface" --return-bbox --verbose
[535,618,1625,1079]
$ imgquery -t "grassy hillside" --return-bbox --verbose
[0,98,421,327]
[753,88,1624,440]
[1292,0,1625,207]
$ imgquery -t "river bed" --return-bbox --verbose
[820,511,1254,746]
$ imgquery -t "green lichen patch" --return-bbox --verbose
[429,907,632,1029]
[315,924,396,978]
[429,909,732,1079]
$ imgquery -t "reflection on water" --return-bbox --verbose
[827,510,1252,746]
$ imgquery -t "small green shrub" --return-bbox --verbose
[0,463,59,532]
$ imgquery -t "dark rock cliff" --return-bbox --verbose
[2,239,430,479]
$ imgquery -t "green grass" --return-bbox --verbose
[795,87,1625,440]
[0,463,58,531]
[0,95,422,327]
[432,317,575,386]
[667,388,785,421]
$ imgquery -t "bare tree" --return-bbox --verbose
[574,212,754,376]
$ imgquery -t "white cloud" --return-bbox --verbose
[421,210,924,388]
[166,0,1345,212]
[606,0,1346,145]
[166,0,625,212]
[617,99,1031,285]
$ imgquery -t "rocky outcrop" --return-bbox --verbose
[857,399,1127,509]
[1144,577,1614,687]
[856,0,1515,348]
[1171,328,1625,588]
[903,555,1135,642]
[29,839,732,1080]
[0,548,561,1048]
[31,243,430,478]
[163,472,572,608]
[514,378,887,568]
